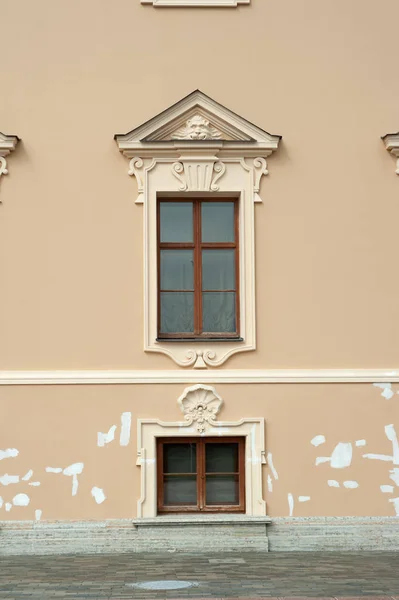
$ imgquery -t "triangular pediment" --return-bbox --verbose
[115,90,281,150]
[142,106,254,142]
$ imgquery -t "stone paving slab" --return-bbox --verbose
[0,552,398,598]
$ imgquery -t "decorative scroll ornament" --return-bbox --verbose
[211,161,226,191]
[128,157,157,204]
[0,133,20,202]
[178,384,223,433]
[171,161,188,190]
[0,157,8,178]
[171,160,226,193]
[171,115,222,141]
[253,157,268,202]
[382,133,399,175]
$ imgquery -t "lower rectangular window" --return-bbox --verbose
[157,437,245,513]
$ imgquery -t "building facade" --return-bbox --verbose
[1,0,399,553]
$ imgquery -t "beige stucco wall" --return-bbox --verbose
[1,0,399,369]
[0,382,398,520]
[1,1,399,521]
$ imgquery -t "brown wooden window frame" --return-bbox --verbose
[157,198,240,340]
[157,437,245,514]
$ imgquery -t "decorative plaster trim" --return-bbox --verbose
[382,132,399,175]
[0,132,20,199]
[2,368,399,385]
[136,384,266,517]
[141,0,249,6]
[115,91,281,369]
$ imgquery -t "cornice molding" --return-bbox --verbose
[0,132,20,200]
[382,132,399,175]
[1,369,399,385]
[141,0,249,6]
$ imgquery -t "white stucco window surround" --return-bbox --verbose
[141,0,249,6]
[382,132,399,175]
[0,132,20,200]
[136,384,266,518]
[115,90,281,369]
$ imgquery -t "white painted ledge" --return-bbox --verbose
[133,515,271,525]
[1,369,399,385]
[141,0,250,6]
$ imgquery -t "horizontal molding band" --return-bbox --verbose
[0,368,399,385]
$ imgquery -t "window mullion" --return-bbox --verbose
[193,200,202,335]
[198,440,205,511]
[198,201,203,335]
[234,200,240,337]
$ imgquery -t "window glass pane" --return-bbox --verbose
[206,443,238,473]
[164,443,197,474]
[202,292,236,333]
[160,202,193,243]
[161,250,194,290]
[202,250,235,290]
[202,202,235,243]
[164,476,197,505]
[160,292,194,334]
[206,475,239,505]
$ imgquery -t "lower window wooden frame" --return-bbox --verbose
[157,437,245,514]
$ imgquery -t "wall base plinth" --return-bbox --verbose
[1,517,399,555]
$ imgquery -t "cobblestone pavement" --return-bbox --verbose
[0,552,398,599]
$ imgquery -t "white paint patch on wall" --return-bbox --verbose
[298,496,311,502]
[316,456,331,466]
[385,424,399,464]
[389,497,399,515]
[356,440,366,447]
[0,448,19,461]
[97,425,117,448]
[29,481,41,487]
[317,443,353,468]
[0,474,20,485]
[343,480,359,489]
[328,480,340,487]
[63,463,84,496]
[35,509,42,521]
[381,485,394,493]
[46,467,62,473]
[22,470,33,481]
[267,474,273,492]
[120,412,132,446]
[373,382,394,400]
[12,493,30,507]
[331,443,352,468]
[389,468,399,486]
[267,452,279,480]
[311,435,326,447]
[91,486,106,504]
[5,503,12,512]
[0,497,3,508]
[363,425,399,465]
[288,493,294,516]
[363,453,393,462]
